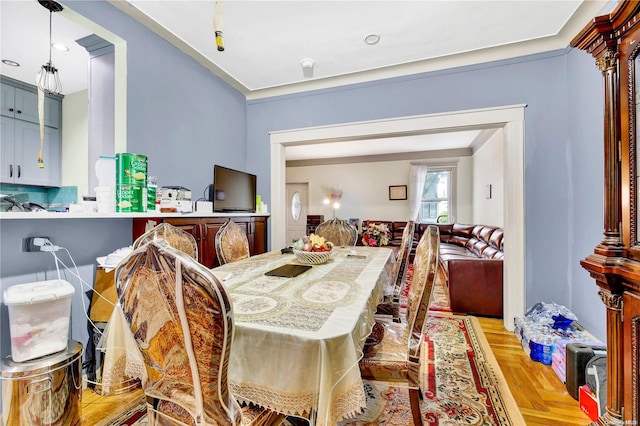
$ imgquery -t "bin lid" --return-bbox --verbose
[1,340,82,378]
[3,279,75,306]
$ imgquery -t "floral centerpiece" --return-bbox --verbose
[362,222,390,247]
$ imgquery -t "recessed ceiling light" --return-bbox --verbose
[2,59,20,67]
[52,43,69,52]
[364,33,380,45]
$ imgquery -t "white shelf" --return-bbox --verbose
[0,211,270,220]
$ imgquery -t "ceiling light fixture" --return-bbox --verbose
[36,0,64,95]
[301,58,314,78]
[51,43,69,52]
[364,33,381,45]
[2,60,20,67]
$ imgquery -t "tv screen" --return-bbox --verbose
[211,165,257,212]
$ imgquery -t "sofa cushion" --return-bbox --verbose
[470,239,489,257]
[452,224,475,238]
[489,229,504,251]
[478,226,497,244]
[439,244,474,257]
[482,246,500,259]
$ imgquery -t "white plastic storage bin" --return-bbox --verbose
[3,279,75,362]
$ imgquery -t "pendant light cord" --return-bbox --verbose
[48,9,53,64]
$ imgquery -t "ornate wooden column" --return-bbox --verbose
[572,8,630,426]
[597,288,624,425]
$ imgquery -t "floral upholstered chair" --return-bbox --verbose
[314,218,358,246]
[375,220,415,322]
[359,225,439,426]
[116,239,284,425]
[133,222,198,260]
[215,220,250,265]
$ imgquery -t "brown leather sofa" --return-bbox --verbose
[362,220,504,318]
[435,223,504,318]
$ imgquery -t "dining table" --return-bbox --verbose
[211,245,395,426]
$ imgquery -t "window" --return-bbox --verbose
[421,168,454,223]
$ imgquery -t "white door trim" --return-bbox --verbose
[270,104,526,330]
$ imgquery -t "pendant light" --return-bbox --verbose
[36,0,64,95]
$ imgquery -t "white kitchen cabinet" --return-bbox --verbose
[1,77,62,187]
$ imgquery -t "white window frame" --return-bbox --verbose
[421,165,456,223]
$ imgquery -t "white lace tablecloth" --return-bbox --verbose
[212,246,395,425]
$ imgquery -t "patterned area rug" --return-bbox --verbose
[340,315,524,426]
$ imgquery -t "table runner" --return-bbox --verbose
[213,246,394,425]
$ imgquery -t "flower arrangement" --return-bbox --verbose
[362,222,390,247]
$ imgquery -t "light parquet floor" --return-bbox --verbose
[477,316,593,426]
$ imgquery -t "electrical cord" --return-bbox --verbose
[42,243,136,389]
[44,246,115,337]
[195,183,213,202]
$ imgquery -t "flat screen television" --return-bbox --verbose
[211,165,257,212]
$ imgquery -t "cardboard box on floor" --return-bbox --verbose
[90,268,117,322]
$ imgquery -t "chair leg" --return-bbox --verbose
[409,388,423,426]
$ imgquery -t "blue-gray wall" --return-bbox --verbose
[246,50,606,340]
[566,47,607,338]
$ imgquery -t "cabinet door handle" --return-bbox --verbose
[16,110,21,114]
[17,165,21,178]
[8,108,14,112]
[9,164,13,178]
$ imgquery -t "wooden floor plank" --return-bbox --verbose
[477,316,591,425]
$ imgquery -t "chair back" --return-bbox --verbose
[133,222,198,260]
[392,220,415,299]
[215,220,250,265]
[405,225,439,354]
[116,240,241,425]
[315,218,358,246]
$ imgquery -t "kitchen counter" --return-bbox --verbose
[0,211,270,220]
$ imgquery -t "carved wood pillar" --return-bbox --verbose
[597,287,624,425]
[572,3,640,424]
[595,50,624,255]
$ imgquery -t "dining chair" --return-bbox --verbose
[359,225,440,426]
[116,239,284,425]
[215,219,251,265]
[375,220,415,322]
[314,218,358,246]
[133,222,198,260]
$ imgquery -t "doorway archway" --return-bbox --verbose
[270,104,526,330]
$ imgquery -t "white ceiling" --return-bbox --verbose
[0,0,609,161]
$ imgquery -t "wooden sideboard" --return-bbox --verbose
[133,215,268,268]
[571,2,640,424]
